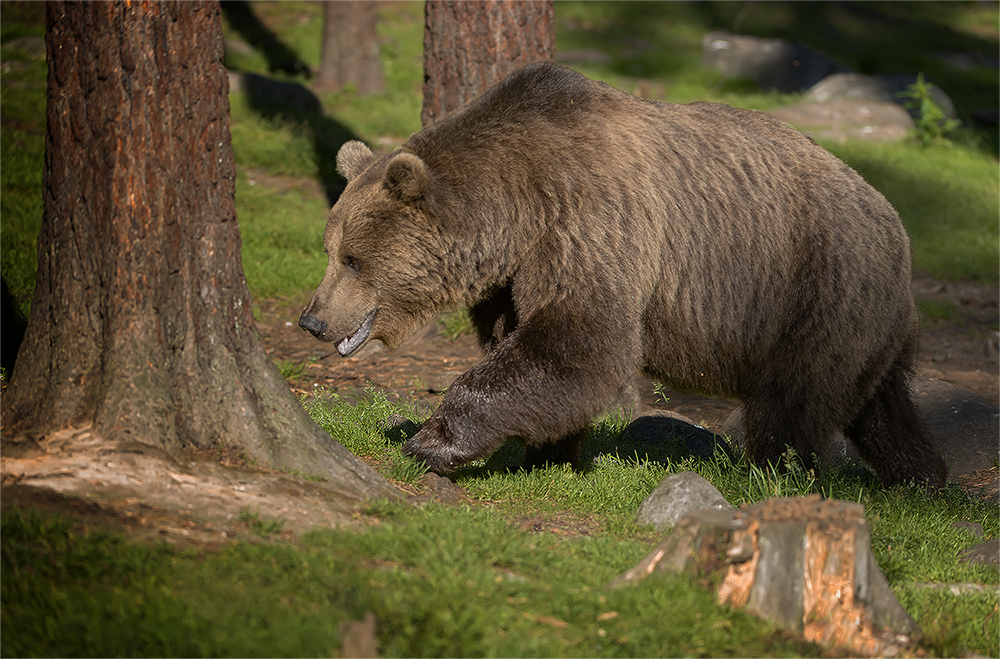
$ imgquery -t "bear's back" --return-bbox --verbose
[411,64,877,215]
[402,63,909,332]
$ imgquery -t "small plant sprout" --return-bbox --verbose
[238,508,286,537]
[897,73,962,146]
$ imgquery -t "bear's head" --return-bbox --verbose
[298,141,455,356]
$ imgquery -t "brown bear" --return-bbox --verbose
[299,62,947,488]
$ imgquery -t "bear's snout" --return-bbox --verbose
[298,313,327,338]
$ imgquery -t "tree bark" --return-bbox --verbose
[316,0,385,95]
[421,0,555,127]
[4,0,393,500]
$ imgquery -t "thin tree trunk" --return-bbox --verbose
[421,0,555,127]
[4,0,393,500]
[316,0,385,95]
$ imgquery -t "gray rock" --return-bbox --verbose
[806,72,957,120]
[768,100,914,143]
[408,472,469,507]
[959,538,1000,567]
[635,471,732,530]
[625,410,734,462]
[701,31,851,93]
[721,377,1000,481]
[912,378,999,479]
[952,520,985,539]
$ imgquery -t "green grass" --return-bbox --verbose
[0,33,46,317]
[4,389,998,657]
[234,172,328,300]
[238,507,287,538]
[228,94,326,179]
[2,499,825,658]
[919,298,960,327]
[823,140,1000,283]
[308,390,1000,656]
[439,307,476,341]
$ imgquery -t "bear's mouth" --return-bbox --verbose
[336,309,377,357]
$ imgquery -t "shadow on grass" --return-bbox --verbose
[222,1,361,207]
[220,0,311,77]
[231,72,361,206]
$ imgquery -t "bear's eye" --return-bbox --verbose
[344,256,361,272]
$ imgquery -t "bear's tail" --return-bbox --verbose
[843,359,947,489]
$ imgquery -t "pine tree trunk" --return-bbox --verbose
[4,0,393,500]
[421,0,555,127]
[316,0,385,95]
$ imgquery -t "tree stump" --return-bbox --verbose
[610,495,920,657]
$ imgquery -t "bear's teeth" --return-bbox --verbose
[336,309,376,356]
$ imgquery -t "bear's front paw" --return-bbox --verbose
[402,415,461,474]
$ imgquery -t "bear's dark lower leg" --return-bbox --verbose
[521,430,586,471]
[604,378,642,419]
[403,304,639,474]
[740,393,830,474]
[844,364,947,489]
[404,412,505,474]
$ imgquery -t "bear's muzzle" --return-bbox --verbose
[298,313,327,338]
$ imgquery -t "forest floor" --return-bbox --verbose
[2,275,997,550]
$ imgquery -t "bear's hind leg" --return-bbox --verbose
[739,374,846,475]
[844,362,947,489]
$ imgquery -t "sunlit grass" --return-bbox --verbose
[826,140,1000,283]
[234,172,327,300]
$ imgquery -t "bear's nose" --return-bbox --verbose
[298,313,327,337]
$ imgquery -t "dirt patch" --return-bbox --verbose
[512,510,604,538]
[910,276,1000,405]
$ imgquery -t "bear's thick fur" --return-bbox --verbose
[300,62,947,488]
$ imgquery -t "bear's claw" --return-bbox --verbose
[402,416,462,474]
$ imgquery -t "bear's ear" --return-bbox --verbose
[384,152,429,204]
[336,141,377,181]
